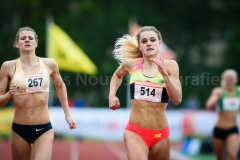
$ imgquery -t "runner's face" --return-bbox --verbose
[15,31,38,53]
[139,31,160,57]
[224,74,236,87]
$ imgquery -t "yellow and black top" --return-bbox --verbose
[130,58,169,103]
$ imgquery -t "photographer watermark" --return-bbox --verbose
[50,72,221,86]
[180,72,220,86]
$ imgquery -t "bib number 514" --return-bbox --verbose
[140,87,155,97]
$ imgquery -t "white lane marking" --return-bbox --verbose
[170,149,195,160]
[70,141,79,160]
[104,142,128,160]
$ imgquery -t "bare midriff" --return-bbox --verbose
[129,99,168,129]
[216,111,238,128]
[13,92,50,125]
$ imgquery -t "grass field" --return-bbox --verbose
[187,154,215,160]
[171,149,216,160]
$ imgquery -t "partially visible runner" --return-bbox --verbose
[0,27,77,160]
[206,69,240,160]
[109,26,182,160]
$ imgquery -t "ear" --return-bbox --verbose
[14,42,19,48]
[35,42,38,48]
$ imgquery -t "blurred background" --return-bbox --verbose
[0,0,240,160]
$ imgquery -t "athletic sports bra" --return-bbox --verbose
[218,87,240,112]
[10,57,50,95]
[130,58,169,103]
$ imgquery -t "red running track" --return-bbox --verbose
[0,140,183,160]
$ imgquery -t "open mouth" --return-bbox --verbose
[147,48,153,51]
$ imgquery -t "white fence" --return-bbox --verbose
[49,108,222,142]
[2,107,238,142]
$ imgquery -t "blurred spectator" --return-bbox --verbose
[68,97,75,108]
[52,91,61,107]
[166,99,176,110]
[73,92,88,108]
[184,92,201,110]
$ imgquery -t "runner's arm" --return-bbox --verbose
[164,60,182,105]
[0,62,13,107]
[48,58,71,117]
[206,87,221,110]
[109,60,131,98]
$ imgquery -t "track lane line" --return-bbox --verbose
[104,142,127,160]
[70,141,79,160]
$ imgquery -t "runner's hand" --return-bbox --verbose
[109,96,120,110]
[9,84,19,97]
[149,58,168,76]
[65,116,77,129]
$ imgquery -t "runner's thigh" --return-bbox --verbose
[148,137,170,160]
[32,129,54,160]
[124,130,149,160]
[11,130,31,160]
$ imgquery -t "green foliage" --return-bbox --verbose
[0,0,240,108]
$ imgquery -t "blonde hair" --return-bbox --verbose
[221,69,238,86]
[14,27,38,47]
[112,26,162,64]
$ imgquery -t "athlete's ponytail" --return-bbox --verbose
[112,34,142,64]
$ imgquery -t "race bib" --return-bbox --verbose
[223,97,240,111]
[134,81,163,102]
[24,73,45,93]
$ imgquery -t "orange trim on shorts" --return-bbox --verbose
[125,122,170,148]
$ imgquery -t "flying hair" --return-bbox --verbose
[112,34,141,64]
